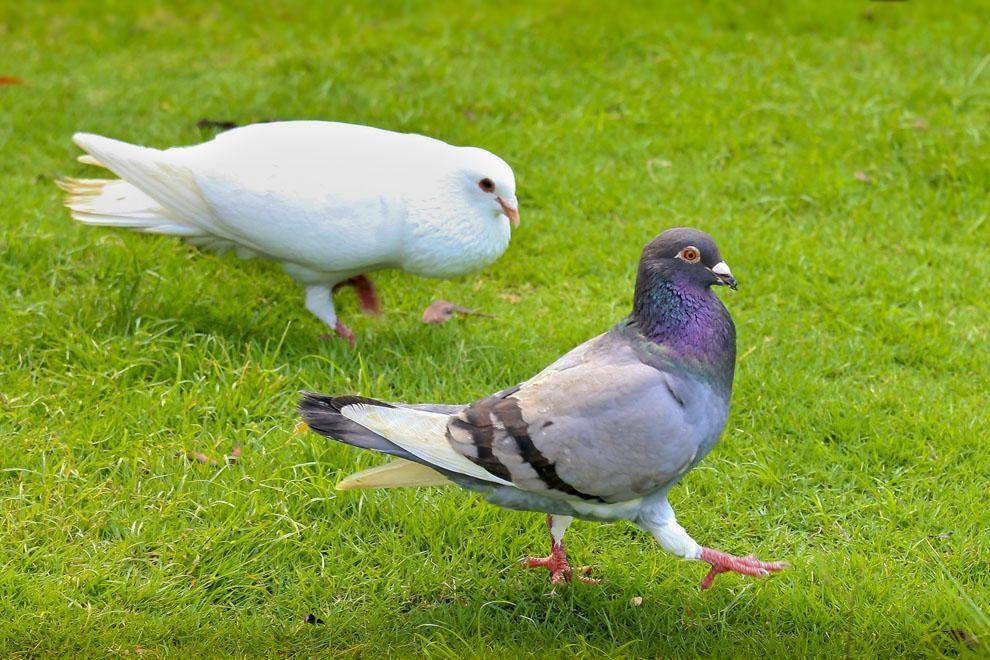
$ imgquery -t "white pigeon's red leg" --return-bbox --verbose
[333,275,381,315]
[323,321,355,346]
[639,498,786,590]
[349,275,381,315]
[523,514,598,584]
[305,284,355,346]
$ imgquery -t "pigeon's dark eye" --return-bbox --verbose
[679,246,701,263]
[478,178,496,193]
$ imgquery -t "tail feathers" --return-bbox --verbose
[59,177,206,237]
[337,458,452,490]
[298,392,491,490]
[298,392,414,460]
[298,391,513,488]
[63,134,252,255]
[71,132,214,230]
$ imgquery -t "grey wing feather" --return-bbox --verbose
[446,327,728,503]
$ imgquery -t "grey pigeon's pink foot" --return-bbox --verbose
[320,321,355,346]
[525,549,597,585]
[524,515,599,585]
[334,275,381,315]
[698,547,787,590]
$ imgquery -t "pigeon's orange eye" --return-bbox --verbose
[679,246,701,263]
[478,178,495,193]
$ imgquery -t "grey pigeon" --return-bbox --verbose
[298,227,786,588]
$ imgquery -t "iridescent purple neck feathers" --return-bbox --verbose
[631,271,736,392]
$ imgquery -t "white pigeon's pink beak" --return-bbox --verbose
[497,195,520,227]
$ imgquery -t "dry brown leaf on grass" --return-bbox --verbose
[421,300,493,324]
[178,444,240,466]
[942,629,979,648]
[0,75,26,86]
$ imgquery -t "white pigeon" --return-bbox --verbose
[58,121,520,343]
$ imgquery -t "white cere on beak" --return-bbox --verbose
[712,261,733,277]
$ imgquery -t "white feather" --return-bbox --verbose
[340,403,514,486]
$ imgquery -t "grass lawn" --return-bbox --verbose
[2,1,989,656]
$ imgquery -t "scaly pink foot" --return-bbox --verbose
[524,515,599,585]
[319,320,355,346]
[333,275,381,315]
[698,547,787,590]
[525,549,598,585]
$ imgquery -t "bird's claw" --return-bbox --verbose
[320,321,356,346]
[698,547,787,590]
[524,555,600,585]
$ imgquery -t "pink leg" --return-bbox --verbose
[333,275,381,315]
[319,320,355,346]
[524,514,598,585]
[698,547,787,590]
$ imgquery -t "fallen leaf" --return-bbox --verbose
[630,596,643,607]
[421,300,492,324]
[0,75,25,86]
[942,629,979,647]
[854,171,872,183]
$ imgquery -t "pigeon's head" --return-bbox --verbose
[639,227,736,291]
[455,147,519,228]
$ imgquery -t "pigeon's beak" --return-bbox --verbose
[497,195,520,228]
[712,261,737,290]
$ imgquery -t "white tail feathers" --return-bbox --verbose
[337,458,452,490]
[58,177,204,237]
[63,132,252,255]
[71,133,213,228]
